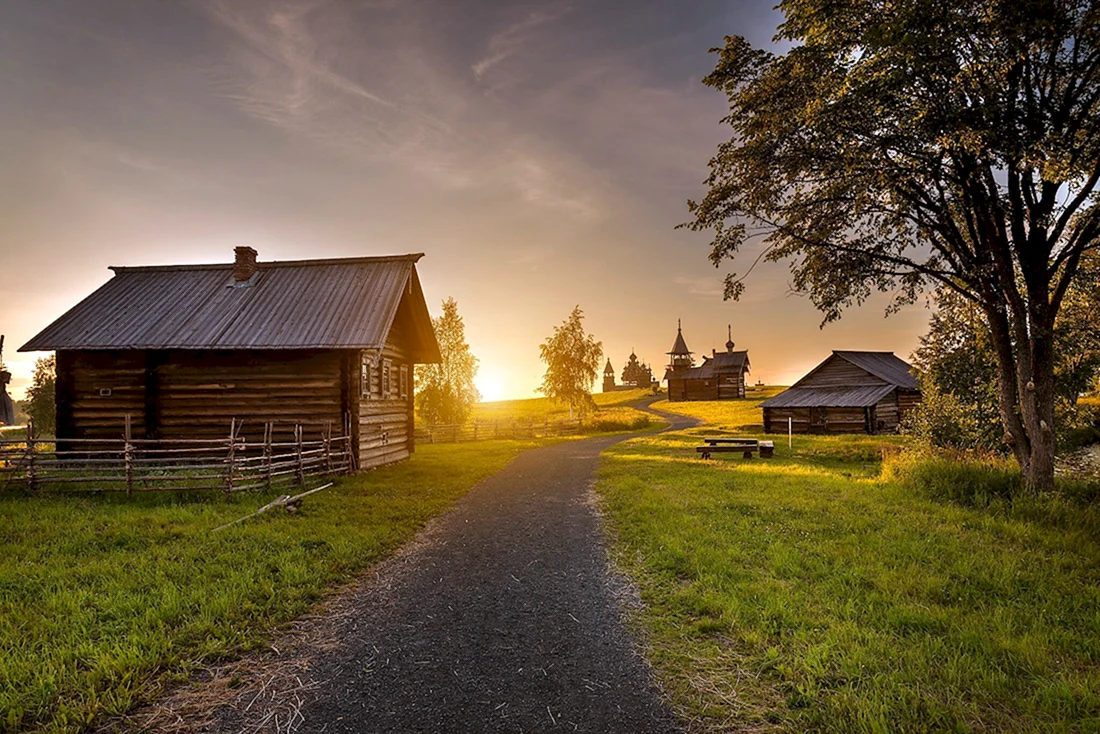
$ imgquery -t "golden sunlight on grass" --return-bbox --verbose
[596,394,1100,732]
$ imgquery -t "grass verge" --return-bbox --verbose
[597,397,1100,732]
[0,439,542,733]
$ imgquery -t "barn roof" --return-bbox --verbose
[759,384,896,408]
[760,351,918,409]
[830,351,919,389]
[676,350,750,380]
[21,254,442,362]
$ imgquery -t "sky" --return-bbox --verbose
[0,0,930,402]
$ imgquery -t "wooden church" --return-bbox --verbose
[603,351,655,392]
[663,322,750,402]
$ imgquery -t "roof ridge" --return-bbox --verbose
[109,253,424,274]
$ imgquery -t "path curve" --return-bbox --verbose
[251,400,696,733]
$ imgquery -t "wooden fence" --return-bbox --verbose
[0,417,353,494]
[414,418,584,444]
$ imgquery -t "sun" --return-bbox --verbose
[475,369,506,403]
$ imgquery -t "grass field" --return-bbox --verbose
[468,388,654,424]
[597,396,1100,732]
[0,439,544,733]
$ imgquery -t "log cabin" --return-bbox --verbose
[20,247,441,470]
[760,351,921,434]
[664,323,750,401]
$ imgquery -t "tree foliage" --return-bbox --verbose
[539,306,603,419]
[687,0,1100,488]
[415,298,480,426]
[25,355,55,435]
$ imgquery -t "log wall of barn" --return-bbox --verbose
[155,350,344,443]
[57,350,148,439]
[897,389,922,423]
[358,317,415,469]
[763,406,871,434]
[667,370,746,402]
[56,349,349,444]
[873,392,900,432]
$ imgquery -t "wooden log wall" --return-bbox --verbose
[668,370,747,402]
[764,406,872,434]
[897,389,922,423]
[155,351,344,443]
[59,351,147,439]
[873,392,900,432]
[358,317,415,469]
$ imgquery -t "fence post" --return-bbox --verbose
[473,422,478,441]
[25,419,36,492]
[324,422,333,474]
[295,425,304,486]
[429,426,435,444]
[225,418,236,496]
[494,420,499,439]
[452,424,458,443]
[263,423,273,491]
[124,414,133,496]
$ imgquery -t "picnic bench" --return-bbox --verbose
[696,438,775,460]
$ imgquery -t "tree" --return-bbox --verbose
[25,355,55,435]
[912,253,1100,449]
[539,306,603,419]
[415,298,480,426]
[686,1,1100,489]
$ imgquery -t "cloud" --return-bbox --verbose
[472,4,571,80]
[674,275,724,299]
[192,0,605,219]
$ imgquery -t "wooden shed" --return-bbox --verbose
[20,248,441,470]
[761,351,921,434]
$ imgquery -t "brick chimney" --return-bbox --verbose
[233,246,258,282]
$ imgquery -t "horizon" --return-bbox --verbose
[0,0,929,402]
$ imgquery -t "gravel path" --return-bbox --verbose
[271,403,695,733]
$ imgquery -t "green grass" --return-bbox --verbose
[0,439,542,733]
[468,388,654,423]
[597,396,1100,732]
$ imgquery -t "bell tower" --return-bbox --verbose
[666,319,694,375]
[603,358,616,392]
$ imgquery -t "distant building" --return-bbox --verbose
[664,322,750,401]
[760,351,922,434]
[603,351,656,392]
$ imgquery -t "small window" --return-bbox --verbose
[360,356,371,398]
[399,364,409,399]
[382,359,392,398]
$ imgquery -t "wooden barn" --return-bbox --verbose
[664,323,750,402]
[761,351,921,434]
[20,247,441,470]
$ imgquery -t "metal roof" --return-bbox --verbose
[759,384,897,408]
[21,254,442,362]
[831,351,919,389]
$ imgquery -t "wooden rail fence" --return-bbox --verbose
[414,418,584,444]
[0,417,353,494]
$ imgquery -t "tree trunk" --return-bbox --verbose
[984,301,1057,492]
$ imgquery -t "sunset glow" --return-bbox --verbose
[0,0,927,401]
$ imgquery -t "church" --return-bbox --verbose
[663,322,750,402]
[603,350,656,392]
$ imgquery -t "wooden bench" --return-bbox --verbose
[696,439,774,460]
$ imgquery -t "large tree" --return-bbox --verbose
[686,0,1100,489]
[539,306,603,419]
[415,298,480,426]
